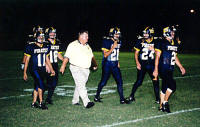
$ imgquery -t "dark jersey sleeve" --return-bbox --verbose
[24,45,32,56]
[134,40,142,51]
[154,40,162,53]
[58,42,63,53]
[45,44,51,55]
[102,39,111,51]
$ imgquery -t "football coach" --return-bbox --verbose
[60,30,98,108]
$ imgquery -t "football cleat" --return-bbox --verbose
[45,98,53,105]
[127,96,135,103]
[86,102,95,108]
[94,96,102,102]
[120,99,131,104]
[164,102,171,113]
[155,99,160,104]
[31,102,39,108]
[39,102,48,110]
[158,107,165,112]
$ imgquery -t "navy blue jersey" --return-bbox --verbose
[134,38,156,66]
[102,37,121,62]
[155,39,179,71]
[47,40,62,66]
[25,43,50,71]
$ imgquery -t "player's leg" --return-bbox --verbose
[163,71,176,113]
[112,66,130,104]
[94,63,111,102]
[46,69,58,104]
[148,68,160,103]
[34,70,48,110]
[29,71,39,108]
[159,79,167,111]
[128,68,146,102]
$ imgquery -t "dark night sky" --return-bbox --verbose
[0,0,200,53]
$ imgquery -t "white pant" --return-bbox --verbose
[69,64,90,107]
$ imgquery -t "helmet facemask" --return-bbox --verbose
[163,26,176,40]
[49,31,56,39]
[37,33,45,43]
[109,27,121,41]
[143,27,154,39]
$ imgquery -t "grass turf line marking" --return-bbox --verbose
[105,74,200,88]
[98,108,200,127]
[0,74,199,100]
[0,67,137,81]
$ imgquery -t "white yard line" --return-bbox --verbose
[0,67,137,81]
[0,74,199,100]
[105,74,200,88]
[97,107,200,127]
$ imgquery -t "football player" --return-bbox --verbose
[44,27,64,104]
[153,26,186,113]
[127,27,160,104]
[94,27,130,104]
[23,31,55,110]
[21,26,44,70]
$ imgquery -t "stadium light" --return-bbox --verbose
[190,9,195,13]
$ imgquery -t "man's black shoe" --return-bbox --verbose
[86,102,95,108]
[39,102,48,110]
[120,99,131,104]
[45,98,53,105]
[94,97,102,102]
[31,102,39,108]
[164,102,171,113]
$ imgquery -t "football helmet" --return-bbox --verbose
[35,31,45,43]
[33,25,43,33]
[109,27,121,40]
[143,27,154,38]
[45,27,56,39]
[163,26,176,39]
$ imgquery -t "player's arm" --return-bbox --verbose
[58,53,64,62]
[134,50,141,70]
[153,50,161,80]
[60,57,69,74]
[21,55,27,70]
[175,56,186,75]
[23,55,30,81]
[103,41,118,58]
[46,55,55,76]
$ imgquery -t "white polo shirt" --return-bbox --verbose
[64,40,94,69]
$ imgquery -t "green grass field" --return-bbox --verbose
[0,51,200,127]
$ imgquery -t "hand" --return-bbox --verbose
[136,63,141,70]
[23,73,28,81]
[112,41,118,49]
[153,70,158,81]
[180,67,186,75]
[50,70,55,76]
[93,66,98,71]
[60,66,65,75]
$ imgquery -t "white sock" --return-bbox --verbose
[163,101,168,104]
